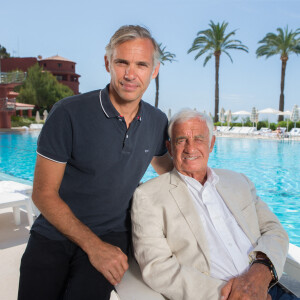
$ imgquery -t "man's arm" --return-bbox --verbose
[221,174,289,300]
[221,262,272,300]
[150,152,173,175]
[32,155,128,285]
[131,187,225,300]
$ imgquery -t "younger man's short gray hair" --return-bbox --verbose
[105,25,161,67]
[168,109,214,144]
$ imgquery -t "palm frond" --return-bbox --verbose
[222,50,233,63]
[158,43,176,65]
[203,53,213,66]
[256,25,300,58]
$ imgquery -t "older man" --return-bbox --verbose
[131,109,295,300]
[18,25,172,300]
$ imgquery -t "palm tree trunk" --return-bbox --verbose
[214,52,220,123]
[278,57,288,122]
[155,73,159,108]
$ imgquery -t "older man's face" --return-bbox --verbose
[105,38,160,104]
[167,118,215,182]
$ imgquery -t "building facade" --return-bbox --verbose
[0,55,80,95]
[39,55,80,94]
[0,55,80,128]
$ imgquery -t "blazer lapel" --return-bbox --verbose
[169,169,211,265]
[215,178,257,245]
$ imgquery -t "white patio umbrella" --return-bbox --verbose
[227,110,232,126]
[291,105,299,128]
[43,110,48,121]
[219,107,225,125]
[35,111,41,123]
[277,110,292,132]
[250,107,259,128]
[232,110,250,126]
[258,108,282,128]
[232,110,251,115]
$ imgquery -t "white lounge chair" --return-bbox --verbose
[29,123,43,130]
[115,255,164,300]
[112,246,300,299]
[248,127,257,134]
[0,181,39,223]
[0,192,34,226]
[288,128,300,137]
[253,127,272,135]
[219,126,231,132]
[228,127,242,134]
[239,127,255,134]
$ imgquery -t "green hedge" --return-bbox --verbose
[10,116,44,127]
[214,121,300,131]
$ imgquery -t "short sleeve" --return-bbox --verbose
[154,113,168,157]
[37,102,72,163]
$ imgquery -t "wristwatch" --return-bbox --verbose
[251,256,278,288]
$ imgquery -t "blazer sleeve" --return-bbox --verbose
[131,187,225,300]
[242,174,289,278]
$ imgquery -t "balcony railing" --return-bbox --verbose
[0,71,27,84]
[0,98,16,111]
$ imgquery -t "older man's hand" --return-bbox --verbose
[220,263,272,300]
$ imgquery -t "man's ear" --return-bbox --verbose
[166,140,172,157]
[209,135,216,153]
[151,62,160,79]
[104,55,110,73]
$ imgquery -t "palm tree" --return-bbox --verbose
[256,26,300,122]
[188,21,248,122]
[155,44,176,108]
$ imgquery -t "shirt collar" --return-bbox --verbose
[176,167,219,188]
[99,84,144,121]
[207,167,219,185]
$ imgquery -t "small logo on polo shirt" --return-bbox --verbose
[145,149,149,153]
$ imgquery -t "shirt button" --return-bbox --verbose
[126,135,129,138]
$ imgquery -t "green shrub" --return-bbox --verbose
[231,123,242,127]
[277,121,287,128]
[10,116,44,127]
[11,115,21,122]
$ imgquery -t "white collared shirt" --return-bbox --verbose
[178,168,253,281]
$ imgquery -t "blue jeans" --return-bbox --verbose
[269,284,300,300]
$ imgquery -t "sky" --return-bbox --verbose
[1,0,300,122]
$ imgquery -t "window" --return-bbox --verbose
[44,63,47,67]
[56,75,62,81]
[58,63,62,68]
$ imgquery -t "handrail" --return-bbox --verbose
[0,71,27,84]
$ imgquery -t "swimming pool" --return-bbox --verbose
[1,131,300,246]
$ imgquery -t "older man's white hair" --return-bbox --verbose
[168,109,214,144]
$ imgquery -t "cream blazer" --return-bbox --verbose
[131,168,289,300]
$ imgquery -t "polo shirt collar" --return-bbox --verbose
[99,84,144,122]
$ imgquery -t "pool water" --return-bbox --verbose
[1,132,300,246]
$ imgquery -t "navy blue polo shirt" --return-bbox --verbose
[32,85,168,240]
